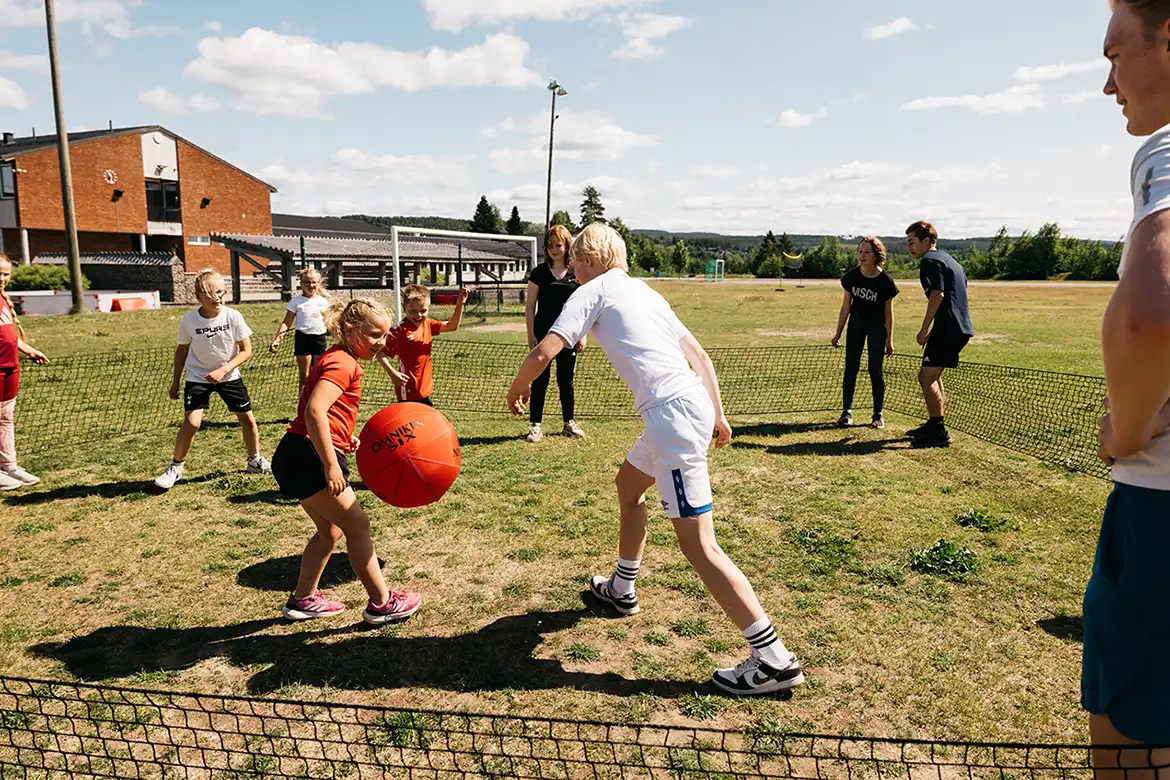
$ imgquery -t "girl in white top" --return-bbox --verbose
[271,267,331,392]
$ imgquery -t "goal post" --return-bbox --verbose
[389,226,539,320]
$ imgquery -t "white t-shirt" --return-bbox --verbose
[1112,124,1170,489]
[287,295,330,336]
[177,306,253,385]
[549,268,704,415]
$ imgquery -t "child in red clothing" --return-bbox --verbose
[270,297,421,625]
[378,284,469,405]
[0,254,49,492]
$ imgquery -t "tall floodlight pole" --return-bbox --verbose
[44,0,84,314]
[544,80,567,229]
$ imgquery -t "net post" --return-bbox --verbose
[391,225,402,321]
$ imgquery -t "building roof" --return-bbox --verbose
[35,251,177,266]
[273,213,392,239]
[0,125,277,192]
[212,233,533,263]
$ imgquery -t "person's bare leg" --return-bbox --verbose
[237,411,261,458]
[672,512,766,630]
[919,366,945,418]
[302,487,389,606]
[292,501,344,598]
[1090,712,1170,780]
[296,354,312,392]
[616,460,655,562]
[172,409,203,461]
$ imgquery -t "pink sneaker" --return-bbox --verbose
[282,591,345,621]
[363,588,422,625]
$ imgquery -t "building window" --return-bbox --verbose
[145,179,181,222]
[187,235,211,246]
[0,166,14,199]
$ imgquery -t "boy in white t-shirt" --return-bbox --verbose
[154,269,271,490]
[507,223,803,696]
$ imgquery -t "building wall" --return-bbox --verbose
[15,134,148,233]
[176,140,273,276]
[25,229,139,258]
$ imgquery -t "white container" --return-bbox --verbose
[9,290,161,315]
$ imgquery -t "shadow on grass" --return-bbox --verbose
[1,472,231,506]
[732,438,905,457]
[228,489,298,505]
[32,606,729,700]
[459,435,520,447]
[236,553,384,592]
[1036,614,1083,643]
[733,421,841,437]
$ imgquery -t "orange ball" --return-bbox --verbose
[356,403,461,508]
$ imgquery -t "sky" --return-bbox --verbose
[0,0,1139,239]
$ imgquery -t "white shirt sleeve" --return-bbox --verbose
[231,309,253,343]
[176,314,192,346]
[286,297,301,314]
[1133,130,1170,227]
[548,283,604,348]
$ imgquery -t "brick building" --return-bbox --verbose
[0,125,276,276]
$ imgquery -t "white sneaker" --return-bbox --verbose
[526,423,543,443]
[711,648,804,696]
[154,462,185,491]
[563,420,586,439]
[5,466,40,486]
[0,471,23,491]
[246,455,272,474]
[588,575,640,616]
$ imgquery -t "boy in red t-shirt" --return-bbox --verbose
[377,284,469,406]
[0,254,50,492]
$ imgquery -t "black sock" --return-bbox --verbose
[929,416,944,426]
[172,459,185,466]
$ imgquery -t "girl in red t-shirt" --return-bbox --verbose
[271,297,421,625]
[0,254,50,492]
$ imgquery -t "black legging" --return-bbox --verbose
[530,348,577,424]
[842,316,887,414]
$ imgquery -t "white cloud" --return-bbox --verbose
[487,175,641,214]
[488,147,548,176]
[1062,89,1100,105]
[901,84,1044,114]
[0,0,179,40]
[484,109,655,173]
[421,0,641,31]
[137,87,221,115]
[902,167,993,187]
[612,11,691,60]
[864,17,917,41]
[205,20,222,32]
[825,161,899,182]
[0,75,29,109]
[779,106,829,128]
[0,51,48,72]
[185,28,541,117]
[1013,59,1108,82]
[692,165,739,178]
[330,148,472,188]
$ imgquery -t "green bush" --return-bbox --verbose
[910,539,978,582]
[7,264,89,292]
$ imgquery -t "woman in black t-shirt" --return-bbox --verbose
[524,225,586,442]
[831,237,899,428]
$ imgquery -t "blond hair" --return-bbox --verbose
[1111,0,1170,36]
[401,283,430,305]
[860,236,888,268]
[570,223,628,272]
[193,268,224,297]
[324,297,389,343]
[545,225,573,267]
[298,266,327,294]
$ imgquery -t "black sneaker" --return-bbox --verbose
[905,421,935,439]
[588,575,640,616]
[712,650,804,696]
[911,427,953,448]
[836,411,853,427]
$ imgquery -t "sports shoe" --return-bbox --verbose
[711,649,804,696]
[363,588,422,625]
[563,420,586,439]
[0,471,23,491]
[911,427,953,449]
[526,423,543,443]
[836,411,853,427]
[905,420,935,439]
[245,455,272,474]
[870,414,885,430]
[589,575,640,616]
[153,461,185,491]
[282,591,346,621]
[4,466,40,486]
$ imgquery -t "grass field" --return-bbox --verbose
[0,281,1112,744]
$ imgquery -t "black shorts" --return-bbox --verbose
[922,329,970,369]
[271,432,350,500]
[294,331,328,357]
[184,379,253,413]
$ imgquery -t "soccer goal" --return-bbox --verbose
[704,257,725,283]
[389,226,539,321]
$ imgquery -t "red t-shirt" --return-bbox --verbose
[0,293,18,370]
[289,346,363,449]
[382,318,444,401]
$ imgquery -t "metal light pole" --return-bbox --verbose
[544,79,567,229]
[44,0,84,314]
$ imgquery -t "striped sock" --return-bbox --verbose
[609,557,640,597]
[742,618,789,668]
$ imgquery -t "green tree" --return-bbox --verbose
[551,209,577,233]
[580,185,606,227]
[751,230,778,276]
[802,236,849,277]
[670,240,692,275]
[777,232,796,256]
[469,195,503,234]
[505,206,524,235]
[1002,222,1062,279]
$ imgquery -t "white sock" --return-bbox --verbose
[742,618,790,669]
[610,557,640,597]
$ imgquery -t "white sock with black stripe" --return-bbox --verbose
[742,618,789,669]
[609,557,640,597]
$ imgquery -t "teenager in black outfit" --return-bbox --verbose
[831,237,899,429]
[524,224,586,442]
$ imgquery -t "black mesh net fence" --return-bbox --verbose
[4,676,1164,780]
[13,341,1109,480]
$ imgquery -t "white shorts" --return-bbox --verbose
[626,391,715,519]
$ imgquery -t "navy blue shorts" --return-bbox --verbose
[1082,482,1170,743]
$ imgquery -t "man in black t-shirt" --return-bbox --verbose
[905,221,973,448]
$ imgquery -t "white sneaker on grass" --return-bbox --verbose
[526,423,543,443]
[589,575,640,616]
[563,420,586,439]
[0,471,23,491]
[245,455,272,474]
[4,466,40,486]
[154,462,185,491]
[711,648,804,696]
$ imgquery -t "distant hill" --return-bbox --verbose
[632,230,1000,253]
